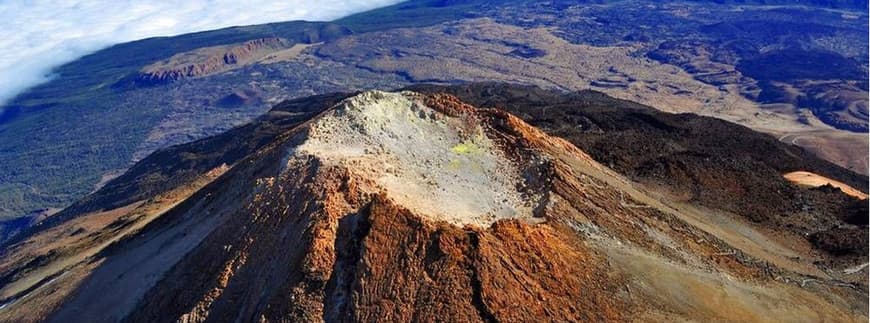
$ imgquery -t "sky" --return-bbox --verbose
[0,0,402,104]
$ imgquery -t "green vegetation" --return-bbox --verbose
[0,91,166,219]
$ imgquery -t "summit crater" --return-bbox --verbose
[284,90,544,227]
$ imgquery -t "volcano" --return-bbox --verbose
[0,87,865,322]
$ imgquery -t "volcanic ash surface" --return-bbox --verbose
[288,90,534,227]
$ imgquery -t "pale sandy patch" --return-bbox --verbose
[784,171,867,199]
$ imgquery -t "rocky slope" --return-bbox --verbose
[0,88,866,322]
[408,83,870,265]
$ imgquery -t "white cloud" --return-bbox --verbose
[0,0,402,104]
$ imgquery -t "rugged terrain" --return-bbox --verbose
[408,83,869,264]
[0,0,867,223]
[0,86,866,321]
[134,37,298,85]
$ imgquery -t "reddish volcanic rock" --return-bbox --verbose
[0,90,864,322]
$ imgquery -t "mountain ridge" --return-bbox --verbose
[0,84,865,321]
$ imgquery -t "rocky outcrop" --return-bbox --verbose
[135,38,292,85]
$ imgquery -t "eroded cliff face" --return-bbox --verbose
[136,38,293,84]
[0,91,865,322]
